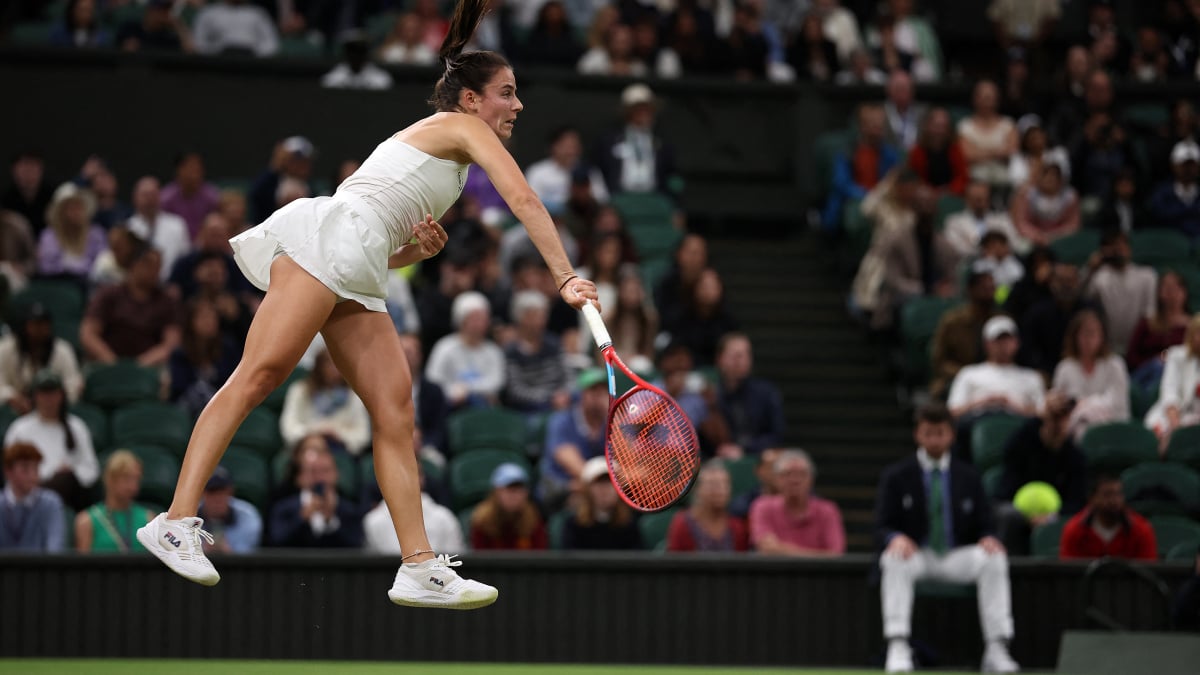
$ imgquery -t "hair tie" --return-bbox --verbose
[558,274,579,292]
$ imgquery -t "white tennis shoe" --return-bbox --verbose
[137,513,220,587]
[388,554,498,610]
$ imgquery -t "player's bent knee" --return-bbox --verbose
[237,364,291,406]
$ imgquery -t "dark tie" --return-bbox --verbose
[928,468,947,554]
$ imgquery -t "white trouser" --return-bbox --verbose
[880,544,1014,642]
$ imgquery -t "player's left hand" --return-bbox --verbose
[978,536,1006,555]
[412,214,448,260]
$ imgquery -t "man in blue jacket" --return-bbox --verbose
[0,443,65,552]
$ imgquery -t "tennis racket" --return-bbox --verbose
[580,302,701,512]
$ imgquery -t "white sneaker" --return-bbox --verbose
[982,641,1020,673]
[387,554,498,610]
[885,639,914,673]
[136,513,220,587]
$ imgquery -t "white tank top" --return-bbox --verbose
[333,138,469,250]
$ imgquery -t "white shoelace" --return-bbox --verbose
[430,553,462,569]
[176,521,215,564]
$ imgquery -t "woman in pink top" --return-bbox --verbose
[748,449,846,556]
[1010,161,1080,246]
[666,460,749,552]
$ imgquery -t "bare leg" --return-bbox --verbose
[166,257,337,519]
[319,302,433,563]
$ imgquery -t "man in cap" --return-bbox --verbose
[538,368,609,509]
[1147,140,1200,237]
[197,466,262,553]
[248,135,314,224]
[594,84,679,198]
[0,443,66,552]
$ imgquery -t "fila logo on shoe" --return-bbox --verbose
[164,531,181,548]
[428,576,445,587]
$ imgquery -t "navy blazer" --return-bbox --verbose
[874,454,994,553]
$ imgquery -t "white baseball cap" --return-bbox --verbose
[982,315,1018,341]
[620,83,656,108]
[1172,140,1200,165]
[580,456,610,485]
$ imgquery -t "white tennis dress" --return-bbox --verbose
[231,138,469,312]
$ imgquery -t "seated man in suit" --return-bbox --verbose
[875,403,1018,674]
[268,442,363,548]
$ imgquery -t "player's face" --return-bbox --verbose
[473,68,523,140]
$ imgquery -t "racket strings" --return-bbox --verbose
[608,389,701,511]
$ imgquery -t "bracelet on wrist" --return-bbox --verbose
[558,274,579,291]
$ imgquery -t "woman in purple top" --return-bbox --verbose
[37,183,107,280]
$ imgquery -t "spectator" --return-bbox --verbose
[1145,314,1200,452]
[663,7,716,76]
[503,290,570,413]
[1129,25,1170,83]
[36,182,106,280]
[417,248,478,349]
[996,392,1088,555]
[1126,270,1190,391]
[1071,109,1134,201]
[0,209,34,291]
[972,231,1024,293]
[666,460,750,552]
[1052,309,1131,438]
[168,298,241,420]
[958,80,1018,194]
[606,266,659,372]
[469,462,548,550]
[656,233,708,331]
[1048,47,1093,144]
[876,403,1018,674]
[280,347,370,456]
[538,368,608,508]
[1147,140,1200,238]
[377,13,437,65]
[248,136,313,225]
[813,0,862,63]
[873,186,960,330]
[1060,473,1157,561]
[88,225,141,288]
[562,456,643,550]
[0,303,83,413]
[128,176,191,281]
[411,0,450,53]
[729,446,782,518]
[947,315,1045,423]
[787,11,839,82]
[631,13,682,79]
[869,12,931,82]
[999,48,1037,121]
[987,0,1059,52]
[217,189,250,237]
[748,449,845,556]
[1010,162,1080,246]
[929,272,998,399]
[833,47,887,85]
[363,443,463,554]
[322,31,394,91]
[74,450,153,553]
[882,0,943,80]
[196,466,261,554]
[1,151,53,236]
[526,127,608,217]
[49,0,110,48]
[4,370,98,511]
[0,443,65,552]
[715,333,785,459]
[882,71,925,152]
[520,1,583,68]
[193,0,280,57]
[906,108,967,195]
[725,1,771,81]
[1084,230,1156,355]
[398,333,449,457]
[425,291,506,409]
[595,84,679,197]
[167,213,249,301]
[655,341,731,455]
[80,245,181,367]
[1092,168,1145,233]
[823,104,900,230]
[267,441,364,548]
[116,0,191,53]
[1084,0,1129,73]
[1008,115,1070,191]
[1163,0,1199,78]
[578,22,648,76]
[943,181,1021,259]
[88,164,132,231]
[1018,262,1090,377]
[161,152,221,240]
[667,268,740,366]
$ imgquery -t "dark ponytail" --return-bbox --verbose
[430,0,511,112]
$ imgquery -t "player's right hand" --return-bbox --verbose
[564,276,599,311]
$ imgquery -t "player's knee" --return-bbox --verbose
[370,394,414,439]
[239,363,290,405]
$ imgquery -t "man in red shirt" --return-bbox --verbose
[748,449,845,556]
[1060,473,1157,561]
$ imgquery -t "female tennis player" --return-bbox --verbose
[136,0,598,610]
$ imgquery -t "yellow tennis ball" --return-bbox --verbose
[1013,481,1062,518]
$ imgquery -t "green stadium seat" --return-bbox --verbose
[271,449,295,487]
[812,130,853,197]
[7,22,53,46]
[547,509,570,550]
[1130,383,1157,422]
[1030,519,1066,558]
[971,415,1026,471]
[610,192,674,227]
[0,405,18,442]
[1165,425,1200,471]
[334,452,358,500]
[1123,103,1170,133]
[230,407,283,459]
[899,297,961,385]
[62,507,75,549]
[638,508,678,551]
[639,256,672,295]
[723,456,758,501]
[447,408,527,455]
[7,279,85,326]
[84,361,160,409]
[1131,229,1192,267]
[935,194,965,229]
[218,446,271,510]
[1079,422,1158,472]
[70,402,110,450]
[448,449,529,510]
[1149,516,1200,560]
[111,402,192,457]
[1121,463,1200,517]
[628,226,683,260]
[277,35,326,59]
[458,507,476,545]
[1049,230,1101,267]
[525,411,551,457]
[366,11,399,43]
[1166,540,1199,561]
[102,3,144,29]
[915,580,975,599]
[981,465,1006,501]
[102,445,180,509]
[1166,262,1200,300]
[261,368,309,412]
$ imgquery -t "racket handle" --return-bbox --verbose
[581,302,612,350]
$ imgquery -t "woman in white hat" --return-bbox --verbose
[37,182,106,280]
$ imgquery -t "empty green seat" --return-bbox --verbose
[218,446,271,510]
[1121,463,1200,517]
[982,465,1006,501]
[1165,425,1200,471]
[70,402,110,450]
[1131,229,1192,266]
[1130,383,1157,421]
[448,408,527,455]
[448,449,529,510]
[1079,422,1158,472]
[84,362,160,408]
[7,22,53,46]
[8,280,85,344]
[111,402,192,457]
[547,509,570,550]
[334,452,358,500]
[935,194,965,229]
[1149,516,1200,559]
[629,226,683,260]
[277,35,326,59]
[611,192,674,227]
[971,415,1026,471]
[0,405,18,442]
[899,297,961,385]
[230,407,283,459]
[1049,230,1101,267]
[1166,540,1199,561]
[638,508,678,551]
[458,508,476,545]
[723,456,758,501]
[1030,519,1067,558]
